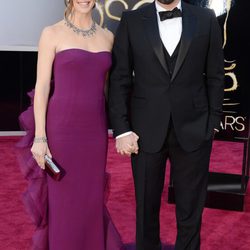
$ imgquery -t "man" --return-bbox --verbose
[109,0,224,249]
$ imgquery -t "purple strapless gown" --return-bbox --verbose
[16,49,124,250]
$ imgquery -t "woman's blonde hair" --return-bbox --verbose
[64,0,74,18]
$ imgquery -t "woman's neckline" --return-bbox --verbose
[55,48,111,55]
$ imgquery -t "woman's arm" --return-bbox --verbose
[31,26,56,169]
[34,27,56,137]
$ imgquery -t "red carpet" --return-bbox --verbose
[0,137,250,250]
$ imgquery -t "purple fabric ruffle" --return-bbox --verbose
[16,90,48,250]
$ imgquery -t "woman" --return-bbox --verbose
[17,0,124,249]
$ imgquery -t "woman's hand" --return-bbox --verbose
[31,137,52,169]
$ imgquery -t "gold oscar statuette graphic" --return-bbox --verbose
[209,0,244,134]
[224,59,238,92]
[94,0,153,23]
[209,0,238,94]
[105,0,129,21]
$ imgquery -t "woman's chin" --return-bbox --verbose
[75,1,94,13]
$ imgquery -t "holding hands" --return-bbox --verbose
[116,132,139,156]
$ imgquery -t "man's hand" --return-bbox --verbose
[116,132,139,156]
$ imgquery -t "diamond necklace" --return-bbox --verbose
[64,17,96,38]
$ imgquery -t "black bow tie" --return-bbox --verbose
[159,7,182,21]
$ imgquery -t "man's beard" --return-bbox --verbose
[157,0,176,5]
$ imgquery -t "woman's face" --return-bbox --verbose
[72,0,95,14]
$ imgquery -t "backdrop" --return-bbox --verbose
[0,0,65,51]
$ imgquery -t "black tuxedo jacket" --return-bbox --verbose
[109,1,224,153]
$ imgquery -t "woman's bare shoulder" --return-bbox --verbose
[42,20,65,36]
[103,27,114,42]
[97,25,114,48]
[39,21,65,50]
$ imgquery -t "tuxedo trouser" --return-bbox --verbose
[131,122,213,250]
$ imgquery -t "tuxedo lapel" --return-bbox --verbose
[142,3,170,77]
[171,2,197,81]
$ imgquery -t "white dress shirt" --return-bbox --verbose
[155,0,182,56]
